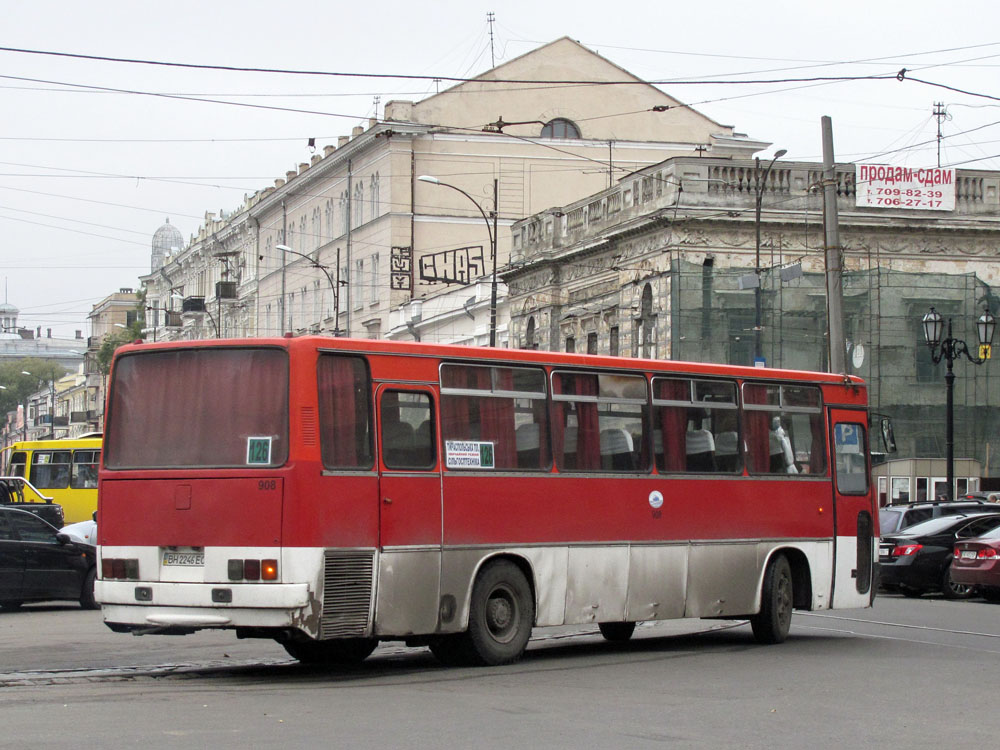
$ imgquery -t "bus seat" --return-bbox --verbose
[382,421,414,466]
[685,428,716,472]
[515,423,540,469]
[600,428,635,470]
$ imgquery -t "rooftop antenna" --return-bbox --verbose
[487,12,496,68]
[373,95,381,120]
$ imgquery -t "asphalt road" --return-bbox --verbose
[2,593,999,749]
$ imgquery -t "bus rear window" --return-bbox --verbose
[105,347,288,469]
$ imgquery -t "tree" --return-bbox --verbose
[96,322,143,375]
[0,358,69,418]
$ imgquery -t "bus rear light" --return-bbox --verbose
[244,559,261,580]
[227,558,277,581]
[262,560,278,580]
[102,558,139,580]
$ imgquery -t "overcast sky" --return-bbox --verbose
[3,0,999,337]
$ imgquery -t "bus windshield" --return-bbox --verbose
[105,347,288,469]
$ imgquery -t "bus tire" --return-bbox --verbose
[750,553,793,644]
[80,568,99,610]
[466,560,534,666]
[282,637,377,666]
[599,622,636,642]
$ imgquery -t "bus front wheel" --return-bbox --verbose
[465,560,534,666]
[750,553,793,644]
[282,637,377,666]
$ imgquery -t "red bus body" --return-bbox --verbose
[97,337,877,664]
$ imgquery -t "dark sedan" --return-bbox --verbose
[951,525,1000,603]
[879,512,1000,599]
[0,506,97,611]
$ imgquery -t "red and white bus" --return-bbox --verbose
[97,337,877,666]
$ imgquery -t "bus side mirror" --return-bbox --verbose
[881,418,897,454]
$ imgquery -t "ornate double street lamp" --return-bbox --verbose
[922,305,996,500]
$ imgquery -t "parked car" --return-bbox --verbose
[951,525,1000,602]
[960,492,1000,503]
[879,500,993,535]
[0,476,64,528]
[0,506,97,611]
[879,512,1000,598]
[61,511,96,546]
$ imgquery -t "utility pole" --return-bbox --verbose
[933,102,948,168]
[487,12,496,68]
[821,116,847,374]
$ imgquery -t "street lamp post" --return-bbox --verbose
[418,175,500,346]
[753,149,787,364]
[275,245,345,336]
[922,305,996,500]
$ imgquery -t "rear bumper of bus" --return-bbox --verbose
[97,580,314,634]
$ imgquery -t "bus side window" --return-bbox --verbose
[71,450,100,489]
[317,354,374,470]
[743,384,825,475]
[31,451,71,489]
[381,391,435,470]
[8,451,27,478]
[440,364,549,471]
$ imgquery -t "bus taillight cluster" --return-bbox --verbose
[102,558,139,580]
[228,559,278,581]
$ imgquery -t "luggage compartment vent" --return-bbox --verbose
[321,551,374,639]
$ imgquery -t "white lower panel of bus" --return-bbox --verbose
[99,538,869,641]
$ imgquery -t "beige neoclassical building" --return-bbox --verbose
[141,37,766,345]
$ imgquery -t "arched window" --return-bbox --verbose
[540,118,581,139]
[525,317,537,350]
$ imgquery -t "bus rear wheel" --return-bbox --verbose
[750,553,793,644]
[465,560,534,666]
[599,622,636,642]
[282,637,377,666]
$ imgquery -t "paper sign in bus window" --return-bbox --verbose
[445,440,495,469]
[246,436,273,465]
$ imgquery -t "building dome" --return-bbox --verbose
[151,218,184,272]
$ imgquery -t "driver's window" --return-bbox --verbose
[833,423,868,494]
[12,512,57,543]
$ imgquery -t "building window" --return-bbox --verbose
[540,118,581,139]
[610,326,620,356]
[354,183,364,227]
[325,200,333,240]
[299,216,307,250]
[915,331,942,383]
[312,208,321,249]
[525,317,537,350]
[370,253,379,304]
[565,336,575,353]
[340,191,349,235]
[371,173,380,219]
[354,259,364,310]
[587,332,598,354]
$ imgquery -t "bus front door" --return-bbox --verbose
[375,385,442,635]
[829,408,876,608]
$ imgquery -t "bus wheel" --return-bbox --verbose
[599,622,636,642]
[750,553,793,644]
[80,568,99,610]
[282,638,377,666]
[466,560,534,666]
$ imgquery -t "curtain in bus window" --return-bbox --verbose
[440,367,484,442]
[318,355,372,469]
[743,384,772,473]
[105,348,288,469]
[653,379,688,472]
[552,373,599,471]
[479,368,516,469]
